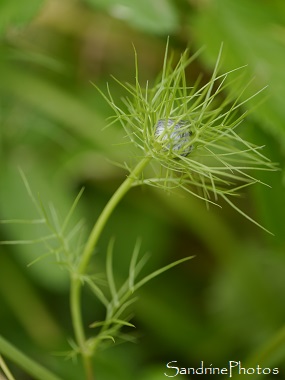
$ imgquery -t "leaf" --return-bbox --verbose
[133,256,194,292]
[0,64,124,158]
[85,278,109,308]
[191,0,285,146]
[191,0,285,238]
[96,335,115,344]
[0,0,44,35]
[90,319,135,329]
[106,237,119,307]
[85,0,179,34]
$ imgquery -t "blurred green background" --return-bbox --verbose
[1,0,285,379]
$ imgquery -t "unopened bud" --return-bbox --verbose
[154,119,193,157]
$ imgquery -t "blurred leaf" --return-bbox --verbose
[92,346,141,380]
[0,253,63,347]
[250,128,285,242]
[85,0,179,34]
[191,0,285,239]
[0,0,44,35]
[138,365,168,380]
[245,325,285,373]
[0,64,124,158]
[206,244,285,363]
[191,0,285,146]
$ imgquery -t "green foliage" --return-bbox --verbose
[191,0,285,143]
[191,0,285,239]
[0,1,285,379]
[85,0,179,34]
[0,0,44,35]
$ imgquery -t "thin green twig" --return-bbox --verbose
[70,156,151,379]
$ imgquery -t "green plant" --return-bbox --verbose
[97,42,276,228]
[0,42,277,380]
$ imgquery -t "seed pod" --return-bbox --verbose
[154,119,193,157]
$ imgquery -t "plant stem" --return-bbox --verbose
[247,325,285,366]
[80,156,151,274]
[70,156,151,380]
[0,336,63,380]
[230,325,285,379]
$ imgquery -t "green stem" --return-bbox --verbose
[0,335,63,380]
[247,324,285,366]
[79,156,151,274]
[70,156,151,380]
[230,325,285,379]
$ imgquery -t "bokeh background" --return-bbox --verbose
[1,0,285,379]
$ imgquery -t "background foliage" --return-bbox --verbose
[0,0,285,379]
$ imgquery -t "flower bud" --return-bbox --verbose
[154,119,193,157]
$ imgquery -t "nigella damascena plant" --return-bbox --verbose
[96,42,277,232]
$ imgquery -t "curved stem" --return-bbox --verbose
[0,335,63,380]
[79,156,151,275]
[70,156,151,380]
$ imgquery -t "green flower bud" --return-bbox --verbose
[154,119,193,157]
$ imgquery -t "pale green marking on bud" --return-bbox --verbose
[154,119,193,157]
